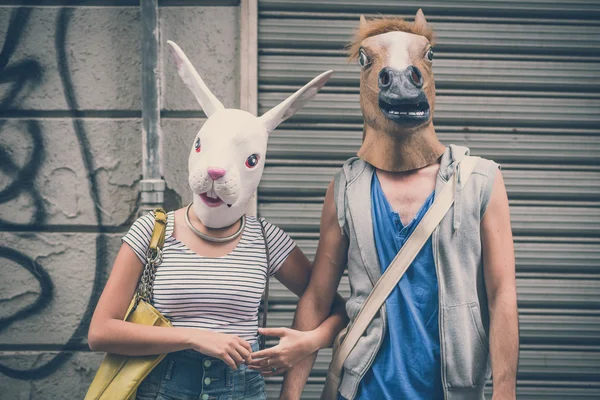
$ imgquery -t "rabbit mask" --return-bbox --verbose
[167,41,332,228]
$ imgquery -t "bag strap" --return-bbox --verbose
[148,208,168,254]
[134,208,168,309]
[324,156,480,390]
[258,218,270,350]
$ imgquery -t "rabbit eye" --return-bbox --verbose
[245,154,259,168]
[194,138,201,153]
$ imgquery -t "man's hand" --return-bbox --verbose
[278,179,349,399]
[249,327,319,376]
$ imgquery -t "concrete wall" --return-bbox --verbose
[0,2,239,398]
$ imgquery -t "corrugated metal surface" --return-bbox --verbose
[259,1,600,19]
[262,347,600,378]
[261,166,600,200]
[257,1,600,398]
[259,19,600,55]
[267,275,600,308]
[290,238,600,273]
[267,309,600,344]
[266,127,600,164]
[259,202,600,236]
[260,56,600,92]
[260,93,600,127]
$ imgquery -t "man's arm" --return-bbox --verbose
[481,170,519,399]
[248,245,348,376]
[280,180,349,399]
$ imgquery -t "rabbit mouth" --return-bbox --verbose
[199,191,232,208]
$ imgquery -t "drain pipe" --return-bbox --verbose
[241,0,258,216]
[140,0,165,215]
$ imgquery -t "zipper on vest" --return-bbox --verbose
[349,304,387,400]
[345,167,390,399]
[345,244,387,399]
[433,225,448,400]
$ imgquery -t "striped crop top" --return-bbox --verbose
[122,211,295,343]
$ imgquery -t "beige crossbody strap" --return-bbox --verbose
[321,156,480,400]
[258,219,270,350]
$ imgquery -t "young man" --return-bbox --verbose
[262,11,519,400]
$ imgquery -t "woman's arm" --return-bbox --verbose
[87,243,253,369]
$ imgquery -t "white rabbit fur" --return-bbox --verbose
[167,40,332,228]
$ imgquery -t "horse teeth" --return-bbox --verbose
[386,108,427,117]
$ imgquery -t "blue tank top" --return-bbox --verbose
[352,173,443,400]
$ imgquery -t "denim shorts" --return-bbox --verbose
[136,342,266,400]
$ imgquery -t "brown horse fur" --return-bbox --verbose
[348,10,446,172]
[348,15,435,62]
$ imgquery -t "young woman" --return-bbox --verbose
[87,41,346,400]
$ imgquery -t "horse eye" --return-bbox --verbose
[358,48,371,68]
[245,154,259,168]
[194,138,201,153]
[425,48,434,62]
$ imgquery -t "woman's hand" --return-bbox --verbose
[185,329,253,370]
[248,327,319,376]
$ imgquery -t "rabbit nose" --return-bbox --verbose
[207,167,226,180]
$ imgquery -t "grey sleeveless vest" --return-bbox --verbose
[333,145,499,400]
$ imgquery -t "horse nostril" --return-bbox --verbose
[408,66,423,88]
[378,68,392,89]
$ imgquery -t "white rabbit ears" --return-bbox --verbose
[259,70,332,133]
[167,40,225,117]
[166,40,332,133]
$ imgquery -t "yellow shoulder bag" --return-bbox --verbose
[85,208,172,400]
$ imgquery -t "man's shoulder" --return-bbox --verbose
[470,155,500,179]
[336,157,371,183]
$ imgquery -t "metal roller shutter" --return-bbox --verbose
[257,1,600,398]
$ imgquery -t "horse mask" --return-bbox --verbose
[167,41,332,228]
[349,10,446,172]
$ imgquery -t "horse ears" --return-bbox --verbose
[359,15,368,28]
[259,70,333,134]
[166,40,225,118]
[415,9,428,29]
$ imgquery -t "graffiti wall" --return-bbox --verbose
[0,3,239,398]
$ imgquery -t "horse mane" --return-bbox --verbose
[348,16,435,61]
